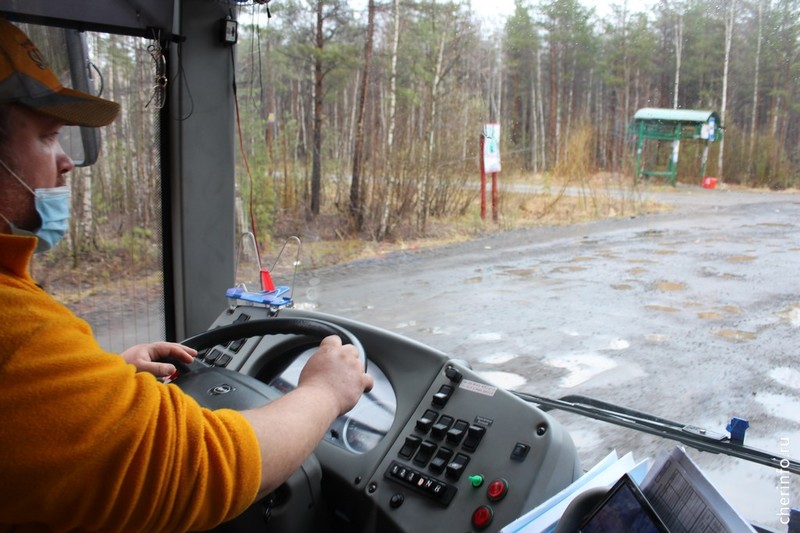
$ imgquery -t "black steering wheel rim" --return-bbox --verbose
[173,316,366,411]
[181,317,366,369]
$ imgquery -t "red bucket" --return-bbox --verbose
[702,177,717,189]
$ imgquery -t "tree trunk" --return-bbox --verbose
[548,35,558,165]
[310,0,324,216]
[378,0,400,240]
[536,47,546,170]
[717,0,735,183]
[349,0,375,230]
[673,13,683,108]
[420,23,448,232]
[746,0,763,185]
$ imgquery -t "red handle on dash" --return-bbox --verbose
[260,269,276,292]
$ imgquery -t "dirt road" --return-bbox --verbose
[299,185,799,530]
[80,183,798,528]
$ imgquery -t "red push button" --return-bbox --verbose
[471,505,493,530]
[487,478,508,502]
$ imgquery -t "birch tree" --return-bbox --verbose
[747,0,763,184]
[673,10,683,108]
[378,0,400,240]
[349,0,376,229]
[717,0,735,182]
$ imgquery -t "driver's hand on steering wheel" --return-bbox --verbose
[120,342,197,378]
[298,335,374,416]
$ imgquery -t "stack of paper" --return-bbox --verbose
[500,451,650,533]
[641,447,756,533]
[500,446,757,533]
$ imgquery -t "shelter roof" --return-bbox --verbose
[633,108,721,126]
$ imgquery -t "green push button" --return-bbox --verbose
[469,474,484,488]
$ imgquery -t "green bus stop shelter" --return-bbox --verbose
[632,108,723,186]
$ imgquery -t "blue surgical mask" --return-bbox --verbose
[0,159,71,253]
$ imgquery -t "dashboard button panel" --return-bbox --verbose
[385,461,456,506]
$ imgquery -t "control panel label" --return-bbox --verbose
[459,379,497,397]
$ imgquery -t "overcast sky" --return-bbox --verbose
[239,0,656,30]
[467,0,655,26]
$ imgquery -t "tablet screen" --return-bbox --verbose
[579,474,669,533]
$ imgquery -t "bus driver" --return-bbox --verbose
[0,19,374,532]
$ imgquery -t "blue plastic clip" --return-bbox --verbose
[726,417,749,445]
[225,285,292,308]
[788,508,800,533]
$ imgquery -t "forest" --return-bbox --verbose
[45,0,800,276]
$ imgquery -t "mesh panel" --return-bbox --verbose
[29,28,167,353]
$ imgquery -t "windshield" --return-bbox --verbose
[31,0,799,529]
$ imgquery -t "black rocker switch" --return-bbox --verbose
[432,385,454,407]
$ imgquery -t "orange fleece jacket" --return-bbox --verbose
[0,234,261,532]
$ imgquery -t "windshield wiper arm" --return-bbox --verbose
[514,392,800,475]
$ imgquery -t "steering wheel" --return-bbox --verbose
[173,317,367,411]
[172,316,368,533]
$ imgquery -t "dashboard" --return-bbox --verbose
[176,305,583,533]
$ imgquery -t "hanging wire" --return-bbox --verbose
[230,5,281,292]
[230,42,267,290]
[145,33,168,110]
[171,40,194,121]
[269,236,302,301]
[206,0,271,7]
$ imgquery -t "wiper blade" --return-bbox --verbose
[514,392,800,475]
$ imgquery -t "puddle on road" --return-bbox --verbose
[635,229,667,239]
[611,283,634,290]
[701,442,800,531]
[564,427,605,452]
[595,250,618,259]
[545,353,618,388]
[768,367,800,390]
[475,370,527,390]
[607,338,630,350]
[653,280,687,292]
[469,332,504,342]
[777,304,800,327]
[719,272,746,280]
[753,392,800,420]
[698,311,724,320]
[726,254,758,263]
[714,329,757,342]
[756,222,795,228]
[645,304,681,313]
[551,265,587,273]
[499,268,537,278]
[698,306,742,320]
[418,326,451,335]
[478,352,518,365]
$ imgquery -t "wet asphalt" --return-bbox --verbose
[299,185,799,529]
[80,183,798,528]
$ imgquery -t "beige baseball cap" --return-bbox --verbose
[0,19,119,127]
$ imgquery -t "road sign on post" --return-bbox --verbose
[481,123,501,222]
[483,123,501,173]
